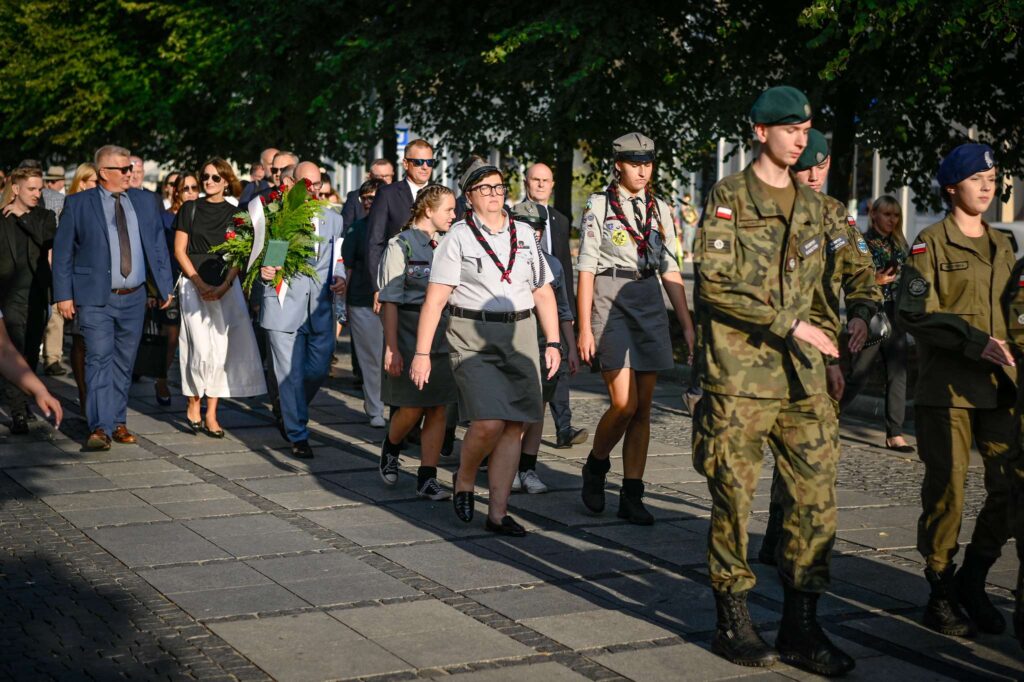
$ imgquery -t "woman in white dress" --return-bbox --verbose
[174,158,266,436]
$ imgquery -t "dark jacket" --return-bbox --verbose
[0,206,56,300]
[365,180,415,292]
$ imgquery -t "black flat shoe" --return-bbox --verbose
[485,515,526,537]
[186,418,203,433]
[885,442,915,453]
[203,425,226,439]
[292,439,314,459]
[452,473,474,523]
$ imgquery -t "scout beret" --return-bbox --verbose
[512,200,549,226]
[792,129,830,172]
[937,143,996,187]
[613,132,656,163]
[749,86,812,125]
[459,159,502,194]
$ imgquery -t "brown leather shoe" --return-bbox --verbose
[85,428,112,451]
[112,425,137,444]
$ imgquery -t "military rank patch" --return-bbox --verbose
[939,261,968,271]
[846,216,857,227]
[907,277,928,296]
[611,229,629,247]
[911,242,927,255]
[856,237,869,253]
[827,236,848,253]
[800,236,821,257]
[707,236,731,254]
[714,206,733,220]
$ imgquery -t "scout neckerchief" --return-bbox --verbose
[606,181,656,259]
[465,208,517,283]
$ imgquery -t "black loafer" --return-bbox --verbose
[291,439,314,459]
[485,515,527,537]
[555,427,589,449]
[10,414,28,435]
[452,472,474,523]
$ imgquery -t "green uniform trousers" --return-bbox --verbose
[914,404,1016,572]
[693,391,839,594]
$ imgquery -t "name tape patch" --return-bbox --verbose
[800,236,822,257]
[828,236,848,253]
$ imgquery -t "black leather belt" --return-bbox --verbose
[112,285,142,295]
[597,268,656,280]
[448,305,532,323]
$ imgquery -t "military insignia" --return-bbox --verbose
[827,236,848,253]
[611,229,629,247]
[939,261,968,272]
[799,236,821,257]
[714,206,733,220]
[911,242,927,256]
[803,103,812,117]
[815,152,825,163]
[1017,313,1024,325]
[846,216,857,227]
[907,277,928,296]
[786,257,797,272]
[1019,274,1024,287]
[707,236,731,254]
[856,237,869,254]
[984,150,994,168]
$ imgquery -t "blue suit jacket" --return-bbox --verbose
[52,187,174,306]
[260,208,344,333]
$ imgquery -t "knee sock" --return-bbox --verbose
[417,466,437,487]
[622,478,644,497]
[586,452,611,475]
[519,452,538,473]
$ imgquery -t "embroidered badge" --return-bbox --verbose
[800,236,821,257]
[1018,313,1024,325]
[856,237,869,254]
[611,229,629,247]
[911,242,927,256]
[827,236,848,253]
[715,206,733,220]
[787,257,797,272]
[708,237,731,254]
[907,277,928,296]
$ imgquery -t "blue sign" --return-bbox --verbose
[396,127,409,146]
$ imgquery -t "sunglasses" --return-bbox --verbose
[404,158,437,168]
[318,191,332,198]
[270,167,286,174]
[182,184,199,192]
[102,165,133,175]
[201,173,223,183]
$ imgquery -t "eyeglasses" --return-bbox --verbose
[270,167,286,175]
[404,158,437,168]
[182,184,199,192]
[102,166,133,175]
[470,183,507,197]
[201,173,223,183]
[310,180,323,190]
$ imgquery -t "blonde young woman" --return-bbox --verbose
[377,185,457,500]
[174,158,266,436]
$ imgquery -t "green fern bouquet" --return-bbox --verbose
[212,179,327,293]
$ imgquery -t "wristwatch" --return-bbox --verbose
[545,342,562,351]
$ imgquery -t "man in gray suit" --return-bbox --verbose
[259,162,346,459]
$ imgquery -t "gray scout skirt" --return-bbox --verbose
[447,314,543,422]
[381,306,456,407]
[592,273,673,372]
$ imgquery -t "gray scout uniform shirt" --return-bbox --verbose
[577,186,681,275]
[430,214,554,311]
[377,228,440,305]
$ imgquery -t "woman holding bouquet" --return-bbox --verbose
[174,158,266,436]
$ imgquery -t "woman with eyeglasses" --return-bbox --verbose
[174,158,266,437]
[575,132,694,525]
[410,160,561,536]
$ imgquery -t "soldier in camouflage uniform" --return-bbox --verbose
[897,143,1017,638]
[1007,258,1024,648]
[693,86,854,676]
[758,129,881,566]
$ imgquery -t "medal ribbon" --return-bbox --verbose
[464,208,517,283]
[606,181,655,258]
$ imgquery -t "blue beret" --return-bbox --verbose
[749,86,812,125]
[937,143,996,187]
[792,129,830,172]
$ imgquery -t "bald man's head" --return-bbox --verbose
[295,162,321,192]
[525,163,554,203]
[260,147,279,168]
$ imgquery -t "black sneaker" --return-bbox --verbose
[44,362,67,377]
[291,440,314,459]
[379,444,400,486]
[417,477,450,500]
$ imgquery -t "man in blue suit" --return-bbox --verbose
[260,161,346,459]
[53,145,174,451]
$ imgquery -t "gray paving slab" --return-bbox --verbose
[88,459,204,488]
[5,465,117,495]
[522,608,677,649]
[584,522,709,567]
[377,541,557,591]
[593,641,775,681]
[390,498,542,540]
[86,522,231,567]
[508,488,708,528]
[55,505,172,528]
[209,612,411,681]
[41,489,147,511]
[130,482,235,504]
[185,514,329,557]
[188,447,369,480]
[836,526,918,551]
[139,560,273,593]
[153,497,262,519]
[927,637,1024,680]
[238,474,358,510]
[472,583,614,621]
[320,469,427,502]
[442,661,590,682]
[301,505,447,546]
[475,530,650,580]
[163,583,309,620]
[331,600,533,667]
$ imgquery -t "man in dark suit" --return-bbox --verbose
[524,162,587,448]
[53,145,174,450]
[366,140,435,292]
[0,167,56,433]
[341,158,395,228]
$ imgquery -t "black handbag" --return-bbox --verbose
[133,307,169,378]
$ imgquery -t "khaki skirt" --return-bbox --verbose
[592,273,672,372]
[447,314,542,422]
[381,306,456,407]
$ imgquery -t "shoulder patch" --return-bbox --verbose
[714,206,733,220]
[827,235,849,254]
[911,242,927,256]
[1019,273,1024,288]
[907,277,928,297]
[856,236,869,254]
[846,215,857,227]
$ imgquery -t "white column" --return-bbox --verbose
[871,150,882,201]
[716,138,726,181]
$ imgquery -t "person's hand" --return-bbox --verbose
[545,346,562,380]
[683,324,696,365]
[567,346,580,376]
[190,275,213,298]
[847,317,868,353]
[372,291,381,315]
[981,337,1016,366]
[792,321,839,358]
[329,276,346,295]
[204,284,229,302]
[56,299,75,320]
[409,354,431,389]
[577,327,596,365]
[826,365,845,402]
[875,267,897,286]
[260,266,281,282]
[384,344,403,377]
[159,294,173,309]
[34,390,63,427]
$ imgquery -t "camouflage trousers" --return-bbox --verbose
[693,391,838,594]
[914,405,1015,572]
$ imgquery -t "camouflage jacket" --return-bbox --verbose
[897,215,1017,409]
[695,164,830,399]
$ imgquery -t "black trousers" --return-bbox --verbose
[840,303,909,437]
[2,285,48,416]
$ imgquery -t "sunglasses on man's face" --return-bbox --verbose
[102,166,133,175]
[270,167,286,175]
[201,173,223,183]
[404,158,437,168]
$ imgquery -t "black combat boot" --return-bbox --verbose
[711,591,778,667]
[954,547,1005,634]
[581,453,610,513]
[923,566,976,638]
[776,585,855,677]
[617,479,654,525]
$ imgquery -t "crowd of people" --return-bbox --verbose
[0,82,1022,677]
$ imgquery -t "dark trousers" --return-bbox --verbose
[840,304,908,437]
[548,353,573,435]
[1,285,48,416]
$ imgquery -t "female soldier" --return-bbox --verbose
[411,160,561,536]
[897,143,1016,638]
[377,185,457,500]
[576,133,695,524]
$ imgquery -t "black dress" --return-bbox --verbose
[173,199,236,286]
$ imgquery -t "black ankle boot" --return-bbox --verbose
[617,480,654,525]
[581,455,609,513]
[710,591,777,667]
[955,547,1006,634]
[776,584,855,677]
[924,565,976,638]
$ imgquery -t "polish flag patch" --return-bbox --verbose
[1019,273,1024,287]
[846,216,857,227]
[911,242,927,256]
[715,206,733,220]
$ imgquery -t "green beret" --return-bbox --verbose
[512,200,548,227]
[792,129,830,171]
[613,132,656,163]
[749,86,812,125]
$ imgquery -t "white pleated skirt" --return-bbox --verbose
[178,279,267,398]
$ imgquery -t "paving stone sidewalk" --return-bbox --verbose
[1,350,1021,681]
